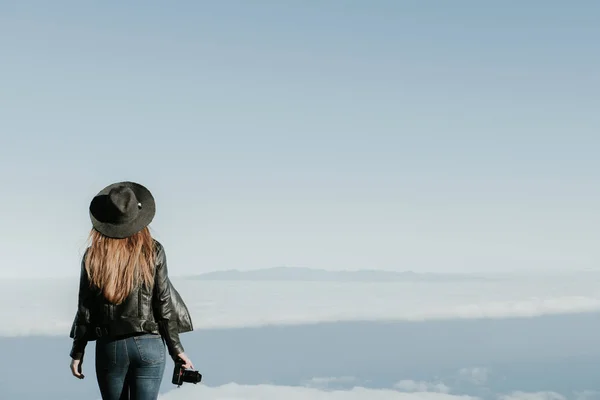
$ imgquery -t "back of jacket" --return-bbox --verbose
[69,240,193,360]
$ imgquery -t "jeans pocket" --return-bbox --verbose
[134,335,165,365]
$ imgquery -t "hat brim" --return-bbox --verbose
[89,181,156,239]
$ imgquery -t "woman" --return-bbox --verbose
[68,181,194,399]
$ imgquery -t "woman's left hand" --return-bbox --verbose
[70,358,85,379]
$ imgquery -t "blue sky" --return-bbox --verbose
[0,1,599,277]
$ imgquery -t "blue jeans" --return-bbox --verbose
[95,333,166,400]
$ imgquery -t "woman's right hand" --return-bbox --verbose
[70,357,84,379]
[177,352,194,370]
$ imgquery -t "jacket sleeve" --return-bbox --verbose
[69,255,91,360]
[153,243,185,358]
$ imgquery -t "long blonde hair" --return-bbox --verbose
[85,227,156,304]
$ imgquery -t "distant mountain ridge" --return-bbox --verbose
[187,267,487,282]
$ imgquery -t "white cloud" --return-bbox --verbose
[157,383,477,400]
[458,367,489,386]
[3,276,600,336]
[394,380,451,394]
[498,391,567,400]
[574,391,600,400]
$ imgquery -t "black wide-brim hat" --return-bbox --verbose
[89,181,156,239]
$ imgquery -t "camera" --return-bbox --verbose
[172,358,202,386]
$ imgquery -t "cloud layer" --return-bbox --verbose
[155,382,581,400]
[3,275,600,336]
[157,383,477,400]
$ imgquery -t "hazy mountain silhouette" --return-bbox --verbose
[187,267,488,282]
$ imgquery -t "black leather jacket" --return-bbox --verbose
[69,240,193,360]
